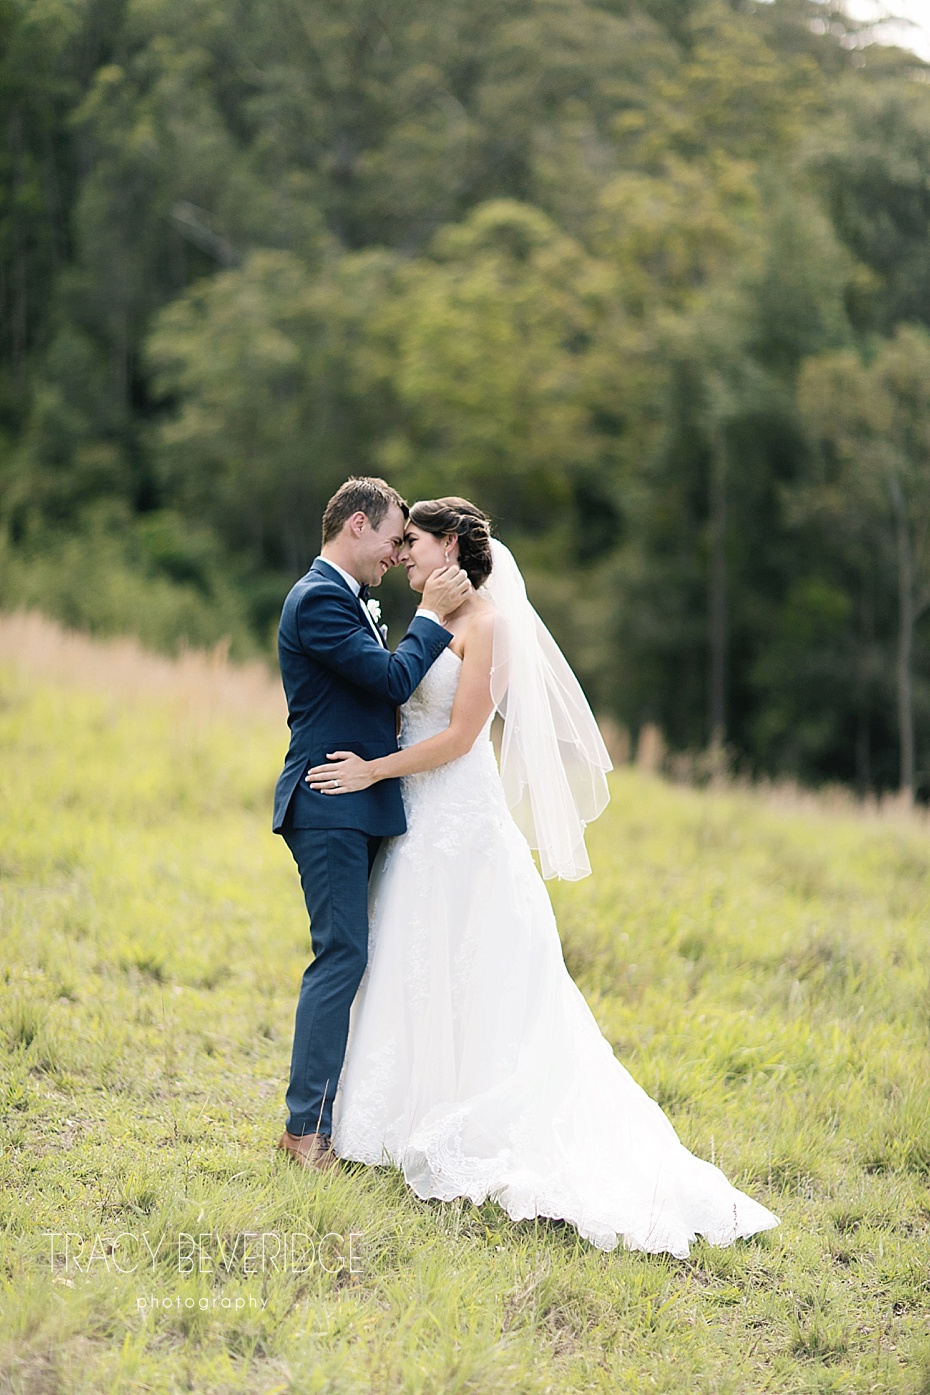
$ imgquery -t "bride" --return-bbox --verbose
[305,497,778,1256]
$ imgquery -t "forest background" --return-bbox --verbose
[4,0,930,797]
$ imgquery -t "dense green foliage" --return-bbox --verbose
[3,635,930,1391]
[3,0,930,793]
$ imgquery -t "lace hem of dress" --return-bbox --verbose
[335,1116,778,1257]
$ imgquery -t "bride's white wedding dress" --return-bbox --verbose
[331,647,778,1256]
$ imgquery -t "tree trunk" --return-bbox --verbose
[708,427,727,748]
[854,582,874,796]
[10,108,27,401]
[890,474,915,801]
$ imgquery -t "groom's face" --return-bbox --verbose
[358,504,406,587]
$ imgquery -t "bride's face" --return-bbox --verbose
[400,525,455,592]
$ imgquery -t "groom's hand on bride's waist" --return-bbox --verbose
[420,565,470,622]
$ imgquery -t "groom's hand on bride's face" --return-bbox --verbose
[421,565,470,621]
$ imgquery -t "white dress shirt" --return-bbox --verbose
[316,557,444,639]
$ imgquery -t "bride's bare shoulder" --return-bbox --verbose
[461,598,496,650]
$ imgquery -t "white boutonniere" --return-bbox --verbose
[365,597,382,625]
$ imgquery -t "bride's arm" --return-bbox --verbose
[305,613,495,793]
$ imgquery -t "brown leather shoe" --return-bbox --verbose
[276,1130,339,1173]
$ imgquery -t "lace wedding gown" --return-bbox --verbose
[332,649,778,1255]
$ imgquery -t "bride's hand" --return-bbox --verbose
[305,752,374,793]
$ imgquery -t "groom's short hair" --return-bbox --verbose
[321,477,408,542]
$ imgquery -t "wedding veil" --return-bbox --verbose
[482,538,612,880]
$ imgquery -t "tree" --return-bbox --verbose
[0,0,119,430]
[148,248,392,587]
[370,200,607,541]
[806,76,930,334]
[798,326,930,799]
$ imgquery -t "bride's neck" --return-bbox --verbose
[439,593,484,627]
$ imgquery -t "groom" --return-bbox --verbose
[273,476,468,1170]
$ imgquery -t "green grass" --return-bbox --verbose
[2,638,930,1393]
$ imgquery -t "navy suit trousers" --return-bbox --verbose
[282,820,382,1136]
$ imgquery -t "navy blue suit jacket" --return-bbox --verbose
[273,558,452,836]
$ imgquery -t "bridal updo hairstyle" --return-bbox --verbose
[409,497,493,589]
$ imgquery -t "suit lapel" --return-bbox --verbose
[311,558,387,648]
[310,556,353,594]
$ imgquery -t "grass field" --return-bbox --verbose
[2,613,930,1394]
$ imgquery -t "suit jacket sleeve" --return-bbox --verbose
[296,585,452,704]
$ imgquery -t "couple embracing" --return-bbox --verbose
[272,476,778,1256]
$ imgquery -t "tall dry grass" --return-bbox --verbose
[0,609,284,724]
[2,607,925,830]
